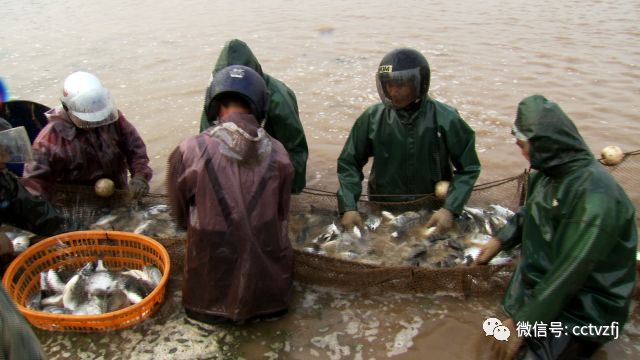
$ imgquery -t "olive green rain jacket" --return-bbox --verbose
[199,39,308,194]
[336,98,481,214]
[497,95,637,343]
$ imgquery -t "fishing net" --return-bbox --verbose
[25,150,640,297]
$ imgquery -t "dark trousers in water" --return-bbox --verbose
[185,308,288,325]
[517,334,602,360]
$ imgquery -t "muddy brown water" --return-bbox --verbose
[3,0,639,358]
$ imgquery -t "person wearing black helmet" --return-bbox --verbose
[167,65,295,324]
[199,39,308,194]
[337,48,481,233]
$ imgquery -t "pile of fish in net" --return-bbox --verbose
[26,259,163,315]
[290,204,519,268]
[87,204,185,239]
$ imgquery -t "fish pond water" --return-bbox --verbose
[3,0,640,358]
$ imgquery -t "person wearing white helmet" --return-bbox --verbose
[23,71,152,199]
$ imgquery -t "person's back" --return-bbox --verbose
[169,65,294,323]
[199,39,308,193]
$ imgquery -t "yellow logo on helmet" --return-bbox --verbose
[378,65,393,73]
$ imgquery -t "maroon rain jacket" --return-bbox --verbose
[23,108,152,197]
[167,112,294,322]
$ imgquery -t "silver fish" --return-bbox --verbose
[364,215,382,231]
[143,266,163,286]
[42,305,72,314]
[116,274,156,304]
[62,274,89,311]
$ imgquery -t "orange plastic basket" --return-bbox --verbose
[2,230,171,332]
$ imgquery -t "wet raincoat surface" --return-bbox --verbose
[0,169,65,241]
[0,285,47,360]
[497,95,637,343]
[168,112,294,322]
[199,39,308,194]
[23,108,152,197]
[337,97,481,214]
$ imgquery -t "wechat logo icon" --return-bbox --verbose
[483,317,511,341]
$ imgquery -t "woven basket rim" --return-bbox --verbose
[2,230,171,330]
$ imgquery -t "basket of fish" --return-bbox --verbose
[2,230,170,332]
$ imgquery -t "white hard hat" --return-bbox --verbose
[61,71,118,128]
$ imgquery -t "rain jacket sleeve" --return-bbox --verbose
[507,189,634,325]
[437,107,481,214]
[118,115,152,182]
[336,109,372,213]
[0,169,64,236]
[166,146,190,229]
[263,76,308,194]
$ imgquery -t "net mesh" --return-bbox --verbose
[33,151,640,297]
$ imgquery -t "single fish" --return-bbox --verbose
[45,269,67,294]
[116,274,156,304]
[143,266,163,286]
[11,235,30,253]
[42,305,72,315]
[62,274,89,311]
[382,211,422,228]
[73,301,102,315]
[40,293,64,307]
[364,215,382,231]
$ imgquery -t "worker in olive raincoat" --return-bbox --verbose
[169,65,294,324]
[477,95,637,360]
[199,39,308,194]
[337,48,481,233]
[23,71,152,200]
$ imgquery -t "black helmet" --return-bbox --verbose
[376,48,430,108]
[205,65,269,122]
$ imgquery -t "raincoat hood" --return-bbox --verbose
[207,113,272,165]
[200,39,309,194]
[213,39,264,77]
[514,95,594,174]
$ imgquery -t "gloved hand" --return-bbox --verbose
[341,210,364,231]
[425,208,454,234]
[129,176,149,199]
[475,237,502,265]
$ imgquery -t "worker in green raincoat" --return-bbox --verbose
[199,39,308,194]
[337,48,481,233]
[477,95,637,360]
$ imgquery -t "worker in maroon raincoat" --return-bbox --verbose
[23,71,152,199]
[167,65,294,324]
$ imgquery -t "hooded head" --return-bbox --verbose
[213,39,264,77]
[512,95,593,174]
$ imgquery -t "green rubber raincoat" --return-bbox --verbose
[336,97,480,214]
[497,95,637,343]
[199,39,308,194]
